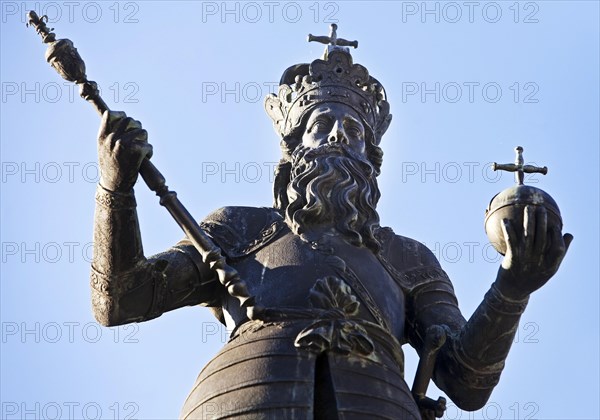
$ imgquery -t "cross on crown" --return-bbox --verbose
[308,24,359,51]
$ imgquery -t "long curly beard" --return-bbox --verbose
[284,144,381,252]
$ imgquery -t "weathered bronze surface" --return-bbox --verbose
[486,146,562,255]
[26,10,258,317]
[29,19,573,419]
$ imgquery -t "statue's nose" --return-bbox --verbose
[328,122,346,144]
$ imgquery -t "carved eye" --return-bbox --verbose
[348,128,362,138]
[345,123,364,138]
[311,118,331,132]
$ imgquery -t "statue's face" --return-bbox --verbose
[300,103,366,156]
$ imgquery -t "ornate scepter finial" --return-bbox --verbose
[26,10,107,114]
[26,11,56,43]
[492,146,548,185]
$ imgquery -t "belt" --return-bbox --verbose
[236,305,405,375]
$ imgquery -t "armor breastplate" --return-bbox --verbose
[177,206,451,419]
[199,206,406,338]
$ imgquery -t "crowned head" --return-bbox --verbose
[264,32,392,174]
[265,29,391,251]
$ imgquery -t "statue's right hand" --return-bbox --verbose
[97,110,153,192]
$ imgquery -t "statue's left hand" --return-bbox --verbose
[496,205,573,300]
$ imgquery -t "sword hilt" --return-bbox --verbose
[412,325,448,419]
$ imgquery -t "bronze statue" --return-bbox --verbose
[27,16,573,419]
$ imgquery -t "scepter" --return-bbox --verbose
[26,11,260,318]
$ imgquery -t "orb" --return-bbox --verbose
[485,185,562,255]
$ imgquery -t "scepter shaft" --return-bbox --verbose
[27,11,259,317]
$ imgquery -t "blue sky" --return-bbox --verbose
[1,1,599,419]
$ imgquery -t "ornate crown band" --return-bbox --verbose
[264,25,392,148]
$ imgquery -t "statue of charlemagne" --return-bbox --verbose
[90,28,572,419]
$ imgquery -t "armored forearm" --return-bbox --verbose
[91,185,158,325]
[92,185,144,273]
[434,280,529,410]
[91,185,220,326]
[402,264,529,410]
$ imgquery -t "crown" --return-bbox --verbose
[265,24,392,148]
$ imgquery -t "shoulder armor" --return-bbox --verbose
[375,226,451,293]
[199,206,285,259]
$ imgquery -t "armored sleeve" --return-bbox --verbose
[377,228,520,410]
[376,229,465,347]
[91,185,223,326]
